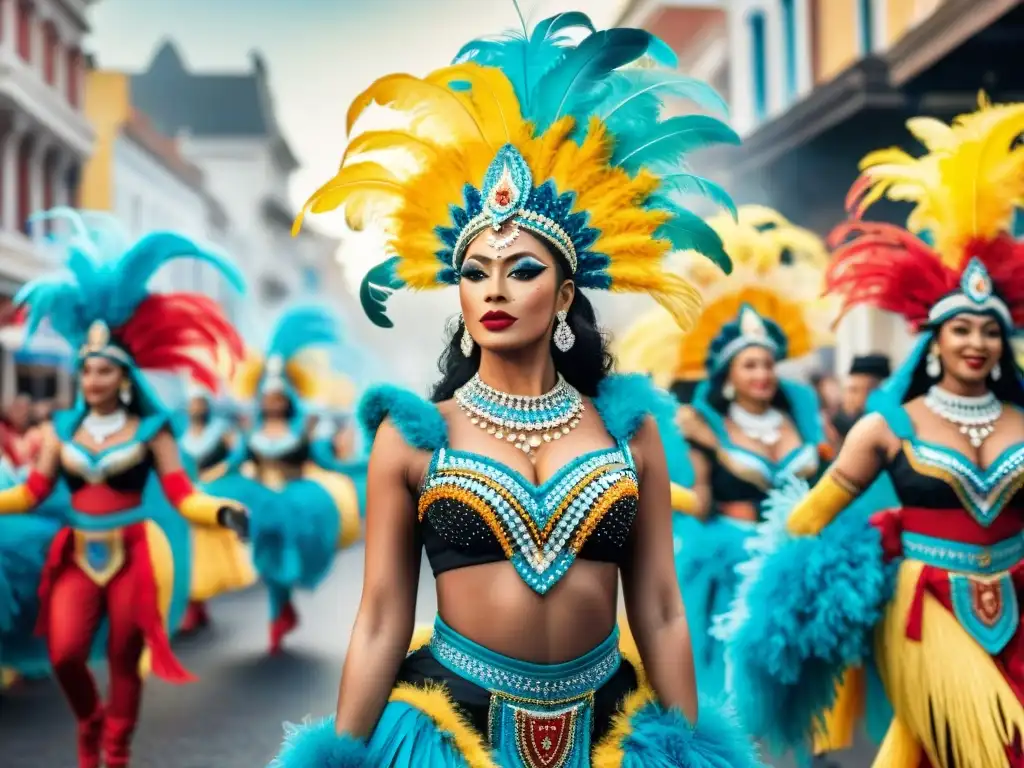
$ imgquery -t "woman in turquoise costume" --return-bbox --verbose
[309,372,369,515]
[270,9,761,768]
[716,98,1024,767]
[220,306,363,654]
[177,380,257,633]
[0,208,249,768]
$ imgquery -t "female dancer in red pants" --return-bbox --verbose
[0,210,249,768]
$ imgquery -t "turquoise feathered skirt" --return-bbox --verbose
[713,477,898,754]
[269,616,764,768]
[674,514,755,698]
[212,470,361,595]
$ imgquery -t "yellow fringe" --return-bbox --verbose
[388,682,499,768]
[875,559,1024,768]
[812,667,865,753]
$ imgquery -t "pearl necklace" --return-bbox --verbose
[728,403,783,446]
[82,409,128,444]
[923,385,1002,448]
[454,373,584,459]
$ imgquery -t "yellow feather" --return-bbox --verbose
[613,304,685,387]
[294,162,405,235]
[424,63,527,148]
[345,73,486,142]
[905,116,955,151]
[341,130,441,168]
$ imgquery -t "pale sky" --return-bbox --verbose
[87,0,658,390]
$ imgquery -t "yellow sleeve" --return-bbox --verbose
[0,484,39,515]
[670,482,700,516]
[177,493,236,527]
[785,473,856,536]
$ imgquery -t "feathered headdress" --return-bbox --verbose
[293,8,739,331]
[616,206,831,383]
[232,305,343,405]
[14,208,245,408]
[828,93,1024,332]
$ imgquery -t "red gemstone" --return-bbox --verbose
[495,189,512,207]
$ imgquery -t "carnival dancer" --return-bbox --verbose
[0,209,249,768]
[219,306,362,654]
[177,380,257,633]
[269,9,762,768]
[717,96,1024,767]
[667,206,834,699]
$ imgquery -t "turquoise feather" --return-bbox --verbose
[660,172,738,218]
[15,208,245,350]
[359,257,406,329]
[454,12,596,113]
[265,305,344,362]
[613,114,741,173]
[532,28,653,133]
[652,200,733,273]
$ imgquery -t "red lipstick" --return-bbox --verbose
[964,356,986,371]
[480,310,517,331]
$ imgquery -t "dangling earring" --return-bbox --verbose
[459,314,474,358]
[119,380,133,406]
[992,361,1002,381]
[722,381,736,400]
[553,309,575,352]
[926,346,941,378]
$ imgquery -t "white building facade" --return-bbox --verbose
[0,0,94,404]
[128,43,351,347]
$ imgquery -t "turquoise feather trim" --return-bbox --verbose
[613,697,763,768]
[357,385,447,452]
[270,719,369,768]
[593,373,677,443]
[269,696,762,767]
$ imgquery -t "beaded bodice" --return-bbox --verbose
[890,439,1024,527]
[418,444,640,593]
[181,420,231,471]
[61,439,152,491]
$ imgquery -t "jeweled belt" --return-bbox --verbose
[901,530,1024,575]
[429,616,620,702]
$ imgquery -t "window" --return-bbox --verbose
[749,11,768,121]
[781,0,798,100]
[859,0,874,54]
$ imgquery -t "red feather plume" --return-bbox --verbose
[116,294,244,392]
[826,220,1024,331]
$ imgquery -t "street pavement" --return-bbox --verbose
[0,545,877,767]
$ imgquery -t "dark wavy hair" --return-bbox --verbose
[430,252,614,402]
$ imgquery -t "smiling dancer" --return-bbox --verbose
[177,379,257,633]
[621,206,833,701]
[0,209,249,768]
[718,96,1024,767]
[223,306,363,654]
[269,9,762,768]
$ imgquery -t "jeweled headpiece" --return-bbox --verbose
[294,11,739,330]
[828,93,1024,333]
[15,208,245,394]
[616,206,829,383]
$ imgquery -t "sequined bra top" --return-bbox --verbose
[359,374,670,595]
[54,411,166,494]
[246,427,309,466]
[680,394,821,507]
[880,402,1024,528]
[180,419,231,471]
